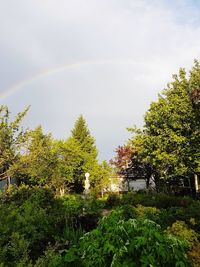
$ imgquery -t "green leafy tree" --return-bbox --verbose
[128,61,200,188]
[0,105,29,183]
[12,126,57,186]
[51,138,84,194]
[89,160,113,195]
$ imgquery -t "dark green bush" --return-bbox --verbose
[0,186,66,265]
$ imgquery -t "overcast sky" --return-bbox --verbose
[0,0,200,160]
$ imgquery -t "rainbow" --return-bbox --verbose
[0,59,137,101]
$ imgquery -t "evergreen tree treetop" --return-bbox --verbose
[71,115,98,158]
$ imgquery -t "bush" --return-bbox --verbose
[61,194,103,231]
[65,210,189,267]
[133,204,160,221]
[0,186,65,265]
[167,220,198,249]
[62,194,84,227]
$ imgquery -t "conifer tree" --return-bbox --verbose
[70,115,100,192]
[71,115,98,159]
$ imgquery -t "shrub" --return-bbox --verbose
[65,210,189,267]
[167,220,198,249]
[133,204,160,221]
[61,194,103,231]
[62,194,84,227]
[0,186,65,265]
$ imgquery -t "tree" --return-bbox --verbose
[12,126,57,186]
[0,105,29,184]
[71,115,98,158]
[111,143,155,190]
[128,60,200,189]
[70,115,99,192]
[89,160,114,195]
[51,138,85,194]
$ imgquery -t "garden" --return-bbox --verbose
[1,186,200,266]
[0,61,200,266]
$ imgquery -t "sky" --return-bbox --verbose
[0,0,200,160]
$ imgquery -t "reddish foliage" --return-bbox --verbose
[110,145,135,175]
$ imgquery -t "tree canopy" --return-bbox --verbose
[115,60,200,190]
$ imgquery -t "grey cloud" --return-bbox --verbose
[1,0,200,160]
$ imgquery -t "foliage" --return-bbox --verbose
[127,61,200,189]
[110,145,133,174]
[33,247,63,267]
[89,160,113,194]
[133,204,160,220]
[167,220,198,249]
[111,145,153,189]
[51,138,84,193]
[65,210,189,267]
[71,114,97,158]
[120,191,194,209]
[0,105,29,182]
[0,186,65,265]
[11,126,57,186]
[61,194,84,226]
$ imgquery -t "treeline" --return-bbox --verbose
[0,111,113,194]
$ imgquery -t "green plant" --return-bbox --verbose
[133,204,160,221]
[62,194,84,226]
[167,220,198,249]
[65,210,189,267]
[0,186,65,265]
